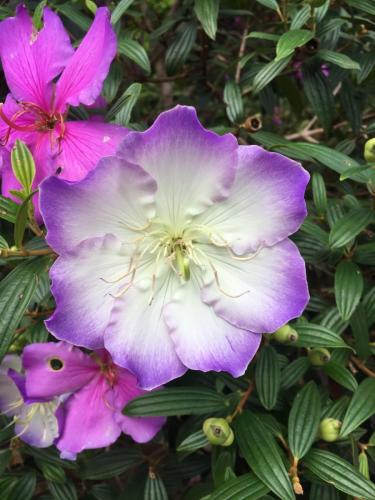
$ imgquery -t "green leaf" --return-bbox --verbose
[281,357,310,390]
[166,23,197,74]
[294,323,351,350]
[209,473,269,500]
[118,38,151,74]
[234,412,294,500]
[334,261,363,320]
[56,4,91,31]
[0,449,11,475]
[340,378,375,437]
[255,345,281,410]
[318,49,360,70]
[309,482,341,500]
[255,0,280,11]
[7,471,36,500]
[10,140,35,196]
[14,190,37,249]
[79,449,142,480]
[345,0,375,15]
[304,448,375,499]
[107,83,142,125]
[247,32,280,41]
[0,257,50,359]
[329,208,373,249]
[48,479,78,500]
[194,0,219,40]
[323,361,358,392]
[312,172,327,215]
[177,430,209,453]
[223,80,244,124]
[290,5,311,30]
[32,0,47,30]
[0,195,18,223]
[340,79,361,134]
[252,56,292,94]
[302,64,334,132]
[288,381,321,459]
[144,474,168,500]
[276,30,314,61]
[38,462,66,484]
[350,303,371,359]
[123,387,229,416]
[111,0,135,24]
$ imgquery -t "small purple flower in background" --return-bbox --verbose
[40,105,310,390]
[0,5,128,217]
[0,354,61,447]
[23,342,165,460]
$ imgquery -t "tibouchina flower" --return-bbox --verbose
[0,354,61,447]
[40,106,310,389]
[0,6,128,216]
[23,342,165,460]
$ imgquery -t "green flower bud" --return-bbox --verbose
[203,418,234,447]
[308,347,331,366]
[364,138,375,163]
[359,451,370,480]
[273,324,299,344]
[319,418,342,442]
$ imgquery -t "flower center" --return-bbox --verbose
[103,218,259,304]
[0,101,66,148]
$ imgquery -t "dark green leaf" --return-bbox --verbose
[350,303,371,359]
[253,56,292,94]
[281,357,310,390]
[210,473,269,500]
[288,381,321,459]
[166,23,197,74]
[144,474,168,500]
[234,412,294,500]
[118,38,151,73]
[302,64,334,132]
[79,449,142,480]
[329,208,373,249]
[124,387,229,416]
[340,378,375,437]
[223,80,244,124]
[318,49,360,70]
[334,261,363,320]
[177,430,209,452]
[323,361,358,392]
[7,471,36,500]
[0,195,18,224]
[111,0,135,24]
[304,448,375,498]
[312,172,327,215]
[294,323,351,350]
[255,345,281,410]
[276,30,314,60]
[48,479,78,500]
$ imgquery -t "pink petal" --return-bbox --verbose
[23,342,98,399]
[55,120,129,181]
[0,6,73,110]
[54,8,116,111]
[57,374,121,459]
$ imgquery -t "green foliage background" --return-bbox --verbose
[0,0,374,498]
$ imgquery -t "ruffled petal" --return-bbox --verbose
[15,401,60,448]
[164,279,262,376]
[54,8,116,110]
[196,145,309,254]
[118,106,237,226]
[40,156,156,254]
[112,369,166,443]
[104,265,186,390]
[56,374,121,459]
[201,239,309,333]
[0,6,73,109]
[23,342,98,399]
[55,120,129,181]
[46,235,132,349]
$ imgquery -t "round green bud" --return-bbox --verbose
[273,324,299,344]
[319,418,342,442]
[308,347,331,366]
[203,418,234,447]
[364,138,375,163]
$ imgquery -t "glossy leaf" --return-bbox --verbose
[210,473,269,500]
[255,345,281,410]
[334,261,363,320]
[329,208,373,249]
[294,323,351,350]
[118,38,151,74]
[323,360,358,392]
[194,0,219,40]
[276,30,314,61]
[340,378,375,437]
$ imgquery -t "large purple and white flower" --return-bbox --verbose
[40,106,310,389]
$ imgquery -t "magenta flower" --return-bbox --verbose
[23,342,165,460]
[0,5,128,216]
[40,106,310,390]
[0,355,62,448]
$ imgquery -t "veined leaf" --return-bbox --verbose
[281,357,310,390]
[288,381,321,459]
[323,361,358,392]
[304,448,375,498]
[350,303,371,359]
[79,449,142,480]
[118,38,151,73]
[194,0,219,40]
[234,412,294,500]
[144,474,168,500]
[294,323,351,350]
[11,140,35,196]
[209,473,269,500]
[312,172,327,215]
[123,387,229,416]
[340,378,375,437]
[329,208,373,249]
[166,23,197,74]
[223,80,244,124]
[334,261,363,320]
[255,345,281,410]
[111,0,135,24]
[318,49,360,70]
[252,55,292,94]
[177,430,209,453]
[276,30,314,61]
